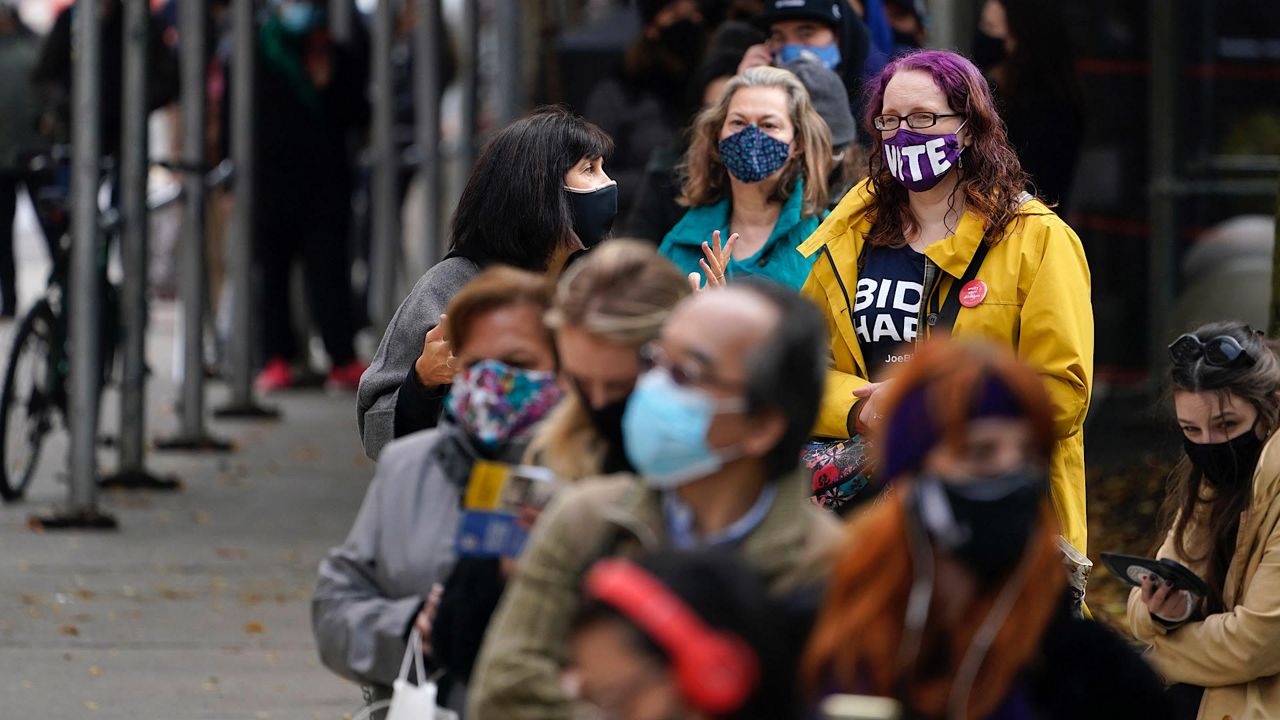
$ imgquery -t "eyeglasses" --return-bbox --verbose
[638,343,743,392]
[873,112,965,131]
[1167,334,1256,369]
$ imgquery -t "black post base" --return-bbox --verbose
[28,509,119,531]
[153,434,235,452]
[212,403,281,420]
[99,468,183,491]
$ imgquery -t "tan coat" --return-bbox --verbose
[466,473,842,720]
[1128,431,1280,720]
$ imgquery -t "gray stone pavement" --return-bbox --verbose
[0,292,375,718]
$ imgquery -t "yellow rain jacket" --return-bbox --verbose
[798,180,1093,554]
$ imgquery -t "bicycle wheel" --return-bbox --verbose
[0,301,60,501]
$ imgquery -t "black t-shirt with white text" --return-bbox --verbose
[853,244,926,380]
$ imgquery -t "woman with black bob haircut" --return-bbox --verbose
[358,106,616,459]
[1128,321,1280,720]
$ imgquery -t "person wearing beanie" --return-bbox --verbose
[802,340,1171,720]
[779,54,865,208]
[739,0,870,117]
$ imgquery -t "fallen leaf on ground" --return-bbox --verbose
[89,665,102,677]
[58,625,79,637]
[215,547,249,560]
[244,622,266,635]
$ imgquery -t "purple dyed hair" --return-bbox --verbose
[861,50,1031,250]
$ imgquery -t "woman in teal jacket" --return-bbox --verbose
[659,66,832,290]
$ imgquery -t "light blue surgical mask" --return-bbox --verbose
[279,1,317,34]
[621,368,745,489]
[776,43,841,71]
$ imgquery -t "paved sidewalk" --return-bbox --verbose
[0,303,375,719]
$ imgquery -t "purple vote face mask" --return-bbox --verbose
[881,125,966,192]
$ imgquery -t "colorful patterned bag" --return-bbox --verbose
[803,435,876,513]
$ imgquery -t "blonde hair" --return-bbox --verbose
[678,66,833,217]
[527,240,690,481]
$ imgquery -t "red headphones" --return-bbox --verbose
[584,558,761,715]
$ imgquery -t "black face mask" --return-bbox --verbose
[971,30,1008,71]
[1184,428,1264,489]
[573,381,633,472]
[914,468,1044,583]
[565,182,618,248]
[655,18,705,60]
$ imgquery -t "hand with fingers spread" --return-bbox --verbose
[414,583,445,655]
[415,314,456,387]
[1141,575,1198,623]
[687,230,739,292]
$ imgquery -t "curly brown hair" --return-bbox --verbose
[862,50,1030,248]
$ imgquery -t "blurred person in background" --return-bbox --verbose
[797,50,1092,557]
[313,267,560,718]
[0,0,40,319]
[1128,322,1280,720]
[618,27,754,246]
[571,551,807,720]
[973,0,1084,217]
[32,0,179,161]
[583,0,709,219]
[357,107,615,459]
[803,340,1169,719]
[882,0,926,54]
[781,54,863,208]
[529,239,690,481]
[248,0,369,394]
[660,66,833,290]
[739,0,870,116]
[468,281,840,719]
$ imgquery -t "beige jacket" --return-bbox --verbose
[1128,431,1280,720]
[467,473,842,719]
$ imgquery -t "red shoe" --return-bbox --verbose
[256,358,294,393]
[326,360,368,391]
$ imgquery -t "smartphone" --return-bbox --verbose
[821,694,903,720]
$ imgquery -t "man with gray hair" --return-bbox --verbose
[468,280,840,719]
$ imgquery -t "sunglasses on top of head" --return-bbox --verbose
[1167,333,1256,369]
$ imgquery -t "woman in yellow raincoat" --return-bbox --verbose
[798,49,1092,557]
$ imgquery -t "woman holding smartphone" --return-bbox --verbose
[1127,321,1280,720]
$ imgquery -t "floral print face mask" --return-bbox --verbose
[445,359,563,449]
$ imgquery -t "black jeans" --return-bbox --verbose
[0,174,20,316]
[254,177,357,368]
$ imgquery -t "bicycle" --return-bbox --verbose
[0,149,229,501]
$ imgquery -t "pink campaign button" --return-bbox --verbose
[959,280,988,308]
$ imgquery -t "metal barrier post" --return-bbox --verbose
[157,0,231,452]
[329,0,352,43]
[101,0,183,488]
[215,0,280,420]
[1148,3,1177,385]
[34,0,117,529]
[413,0,441,268]
[369,0,399,326]
[494,0,522,127]
[456,0,478,190]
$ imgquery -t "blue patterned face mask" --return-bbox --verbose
[718,124,791,184]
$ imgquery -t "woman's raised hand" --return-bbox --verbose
[687,230,739,292]
[854,381,892,434]
[415,314,456,387]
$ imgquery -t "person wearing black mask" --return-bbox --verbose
[527,239,690,480]
[973,0,1084,216]
[804,339,1170,720]
[1126,321,1280,720]
[582,0,708,219]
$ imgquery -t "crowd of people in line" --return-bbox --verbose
[304,2,1280,720]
